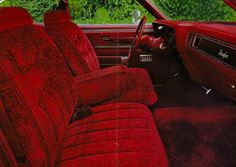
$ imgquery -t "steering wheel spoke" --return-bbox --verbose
[127,16,147,65]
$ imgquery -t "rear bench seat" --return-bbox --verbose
[0,7,168,167]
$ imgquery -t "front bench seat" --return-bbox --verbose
[58,103,167,167]
[0,7,168,167]
[43,10,157,106]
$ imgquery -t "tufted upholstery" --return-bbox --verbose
[0,8,76,165]
[44,10,100,75]
[44,10,157,106]
[0,7,168,167]
[57,103,168,167]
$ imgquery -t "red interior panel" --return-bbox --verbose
[81,24,154,67]
[153,20,236,101]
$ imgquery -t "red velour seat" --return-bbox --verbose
[57,103,167,167]
[0,7,168,167]
[44,10,157,106]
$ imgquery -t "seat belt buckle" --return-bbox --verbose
[70,105,92,123]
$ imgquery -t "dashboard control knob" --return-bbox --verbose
[160,43,167,50]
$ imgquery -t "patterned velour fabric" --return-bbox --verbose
[0,7,33,32]
[44,10,157,106]
[0,7,167,167]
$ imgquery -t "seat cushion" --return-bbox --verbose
[107,68,158,106]
[0,7,76,166]
[73,66,158,106]
[57,103,168,167]
[0,7,166,167]
[44,11,158,106]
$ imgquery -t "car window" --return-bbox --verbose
[68,0,155,24]
[0,0,58,22]
[151,0,236,22]
[0,0,154,24]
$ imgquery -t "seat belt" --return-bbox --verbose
[69,96,118,123]
[0,96,26,163]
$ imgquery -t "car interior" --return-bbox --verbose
[0,0,235,167]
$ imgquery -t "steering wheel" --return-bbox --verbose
[122,16,147,65]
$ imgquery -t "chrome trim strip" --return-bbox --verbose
[98,56,121,59]
[80,23,153,28]
[94,46,131,49]
[83,29,153,33]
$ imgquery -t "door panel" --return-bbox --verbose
[81,24,154,68]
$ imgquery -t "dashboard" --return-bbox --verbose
[190,33,236,71]
[150,20,236,102]
[139,22,176,52]
[153,22,176,46]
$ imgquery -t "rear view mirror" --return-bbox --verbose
[132,10,141,24]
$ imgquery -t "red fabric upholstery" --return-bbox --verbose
[44,10,71,25]
[107,68,158,105]
[0,128,19,167]
[0,67,49,166]
[74,65,129,105]
[0,7,167,167]
[57,103,168,167]
[0,7,76,166]
[0,7,33,32]
[74,66,157,106]
[44,11,100,75]
[44,10,157,106]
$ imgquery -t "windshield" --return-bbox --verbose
[1,0,235,23]
[151,0,236,22]
[0,0,154,23]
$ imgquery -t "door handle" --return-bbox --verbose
[102,36,133,43]
[102,36,111,41]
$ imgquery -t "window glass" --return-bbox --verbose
[69,0,155,24]
[2,0,234,23]
[0,0,58,22]
[151,0,236,22]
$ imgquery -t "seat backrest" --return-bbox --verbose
[0,7,77,166]
[44,10,100,76]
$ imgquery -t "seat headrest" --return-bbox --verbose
[44,10,71,25]
[0,7,33,32]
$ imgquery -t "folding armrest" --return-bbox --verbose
[74,65,129,105]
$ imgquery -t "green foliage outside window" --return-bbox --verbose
[0,0,235,23]
[68,0,154,24]
[153,0,236,22]
[0,0,58,22]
